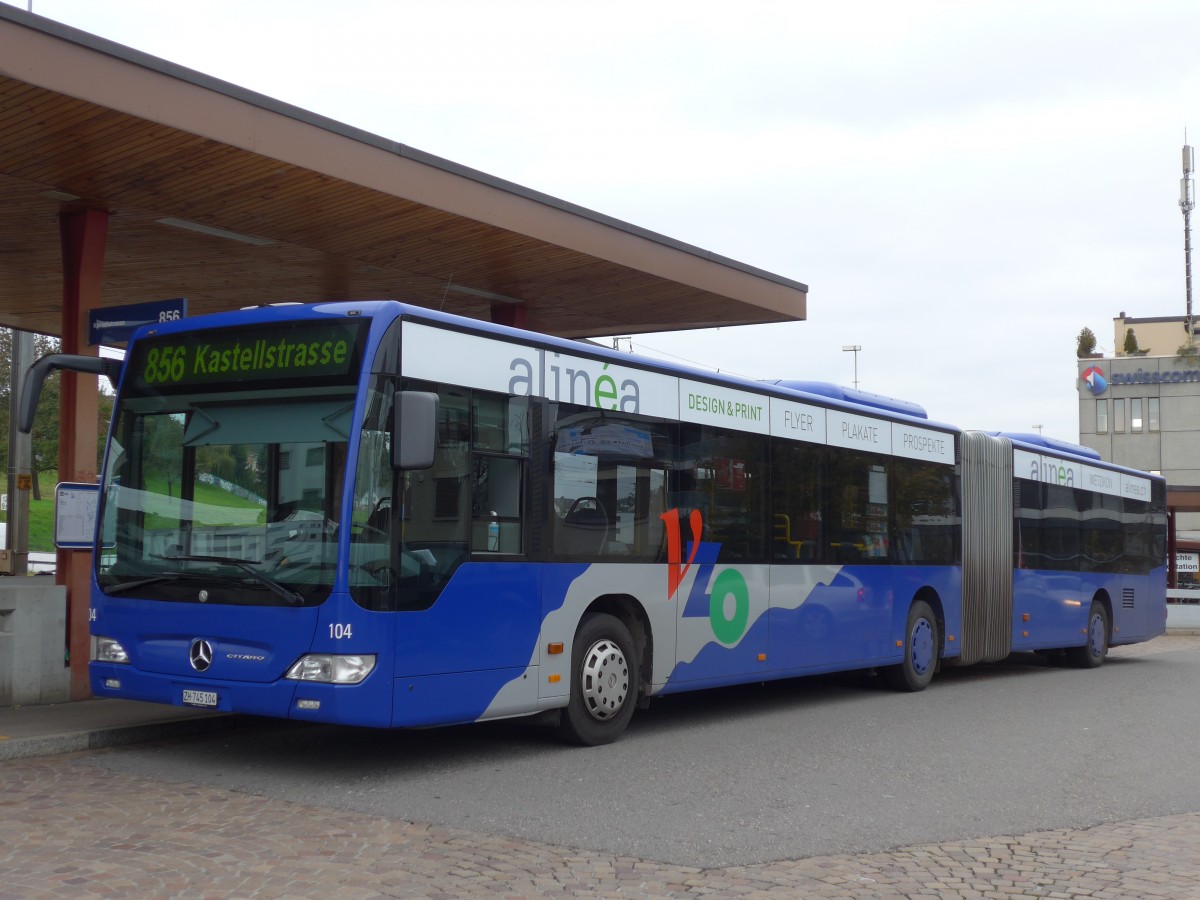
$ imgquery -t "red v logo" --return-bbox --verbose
[661,508,703,600]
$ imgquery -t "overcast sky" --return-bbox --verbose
[8,0,1200,440]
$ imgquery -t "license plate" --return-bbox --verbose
[182,689,218,708]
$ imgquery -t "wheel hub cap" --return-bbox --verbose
[911,619,934,676]
[580,638,629,721]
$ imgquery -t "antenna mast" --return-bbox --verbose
[1182,137,1195,338]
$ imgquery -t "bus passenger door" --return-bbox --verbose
[381,384,542,725]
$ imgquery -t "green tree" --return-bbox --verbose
[1076,327,1098,358]
[144,412,186,499]
[197,444,237,484]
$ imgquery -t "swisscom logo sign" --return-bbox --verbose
[1081,364,1200,393]
[1081,365,1108,395]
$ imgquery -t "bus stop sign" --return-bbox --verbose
[89,298,187,345]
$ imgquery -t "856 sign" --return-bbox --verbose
[88,298,188,346]
[142,345,188,384]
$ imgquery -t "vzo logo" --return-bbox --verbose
[660,508,751,645]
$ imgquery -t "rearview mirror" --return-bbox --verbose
[393,391,439,470]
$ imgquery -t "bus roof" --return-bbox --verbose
[388,302,961,435]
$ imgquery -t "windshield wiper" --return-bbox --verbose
[106,569,245,595]
[107,572,187,594]
[153,554,305,605]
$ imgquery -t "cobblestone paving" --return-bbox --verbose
[3,751,1199,899]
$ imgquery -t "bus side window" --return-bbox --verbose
[550,408,671,561]
[678,424,767,562]
[826,450,889,563]
[770,440,822,562]
[469,393,528,555]
[471,455,523,553]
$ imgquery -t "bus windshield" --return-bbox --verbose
[97,389,355,606]
[95,317,369,606]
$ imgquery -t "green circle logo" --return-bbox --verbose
[709,569,750,644]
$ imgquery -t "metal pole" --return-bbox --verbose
[7,329,33,575]
[1181,142,1195,338]
[841,345,861,390]
[1186,205,1193,338]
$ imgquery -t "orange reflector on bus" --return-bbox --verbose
[896,640,903,648]
[758,653,767,662]
[947,634,955,642]
[1022,613,1031,622]
[548,674,561,684]
[548,642,564,655]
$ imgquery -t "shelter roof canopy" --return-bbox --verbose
[0,5,807,340]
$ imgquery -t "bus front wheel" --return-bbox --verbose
[558,613,639,746]
[883,599,938,692]
[1066,601,1109,669]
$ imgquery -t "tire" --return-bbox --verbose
[1065,600,1109,669]
[883,600,938,692]
[558,613,639,746]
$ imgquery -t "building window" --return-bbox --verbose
[1096,399,1108,434]
[1148,398,1160,432]
[1131,398,1143,433]
[1113,398,1125,433]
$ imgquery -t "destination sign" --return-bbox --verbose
[127,319,367,392]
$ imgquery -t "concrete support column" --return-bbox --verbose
[58,207,107,700]
[7,329,33,575]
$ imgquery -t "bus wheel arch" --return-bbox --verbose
[1066,591,1111,669]
[558,595,650,746]
[883,591,941,692]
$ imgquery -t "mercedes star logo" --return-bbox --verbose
[189,638,214,672]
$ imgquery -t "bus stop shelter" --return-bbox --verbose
[0,6,808,699]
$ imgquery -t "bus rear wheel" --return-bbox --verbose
[883,599,938,692]
[1066,601,1108,669]
[558,613,639,746]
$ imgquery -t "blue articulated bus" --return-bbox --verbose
[23,301,1168,744]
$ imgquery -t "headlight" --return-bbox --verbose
[91,635,129,664]
[285,654,375,684]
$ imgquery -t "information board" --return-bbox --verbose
[55,482,99,549]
